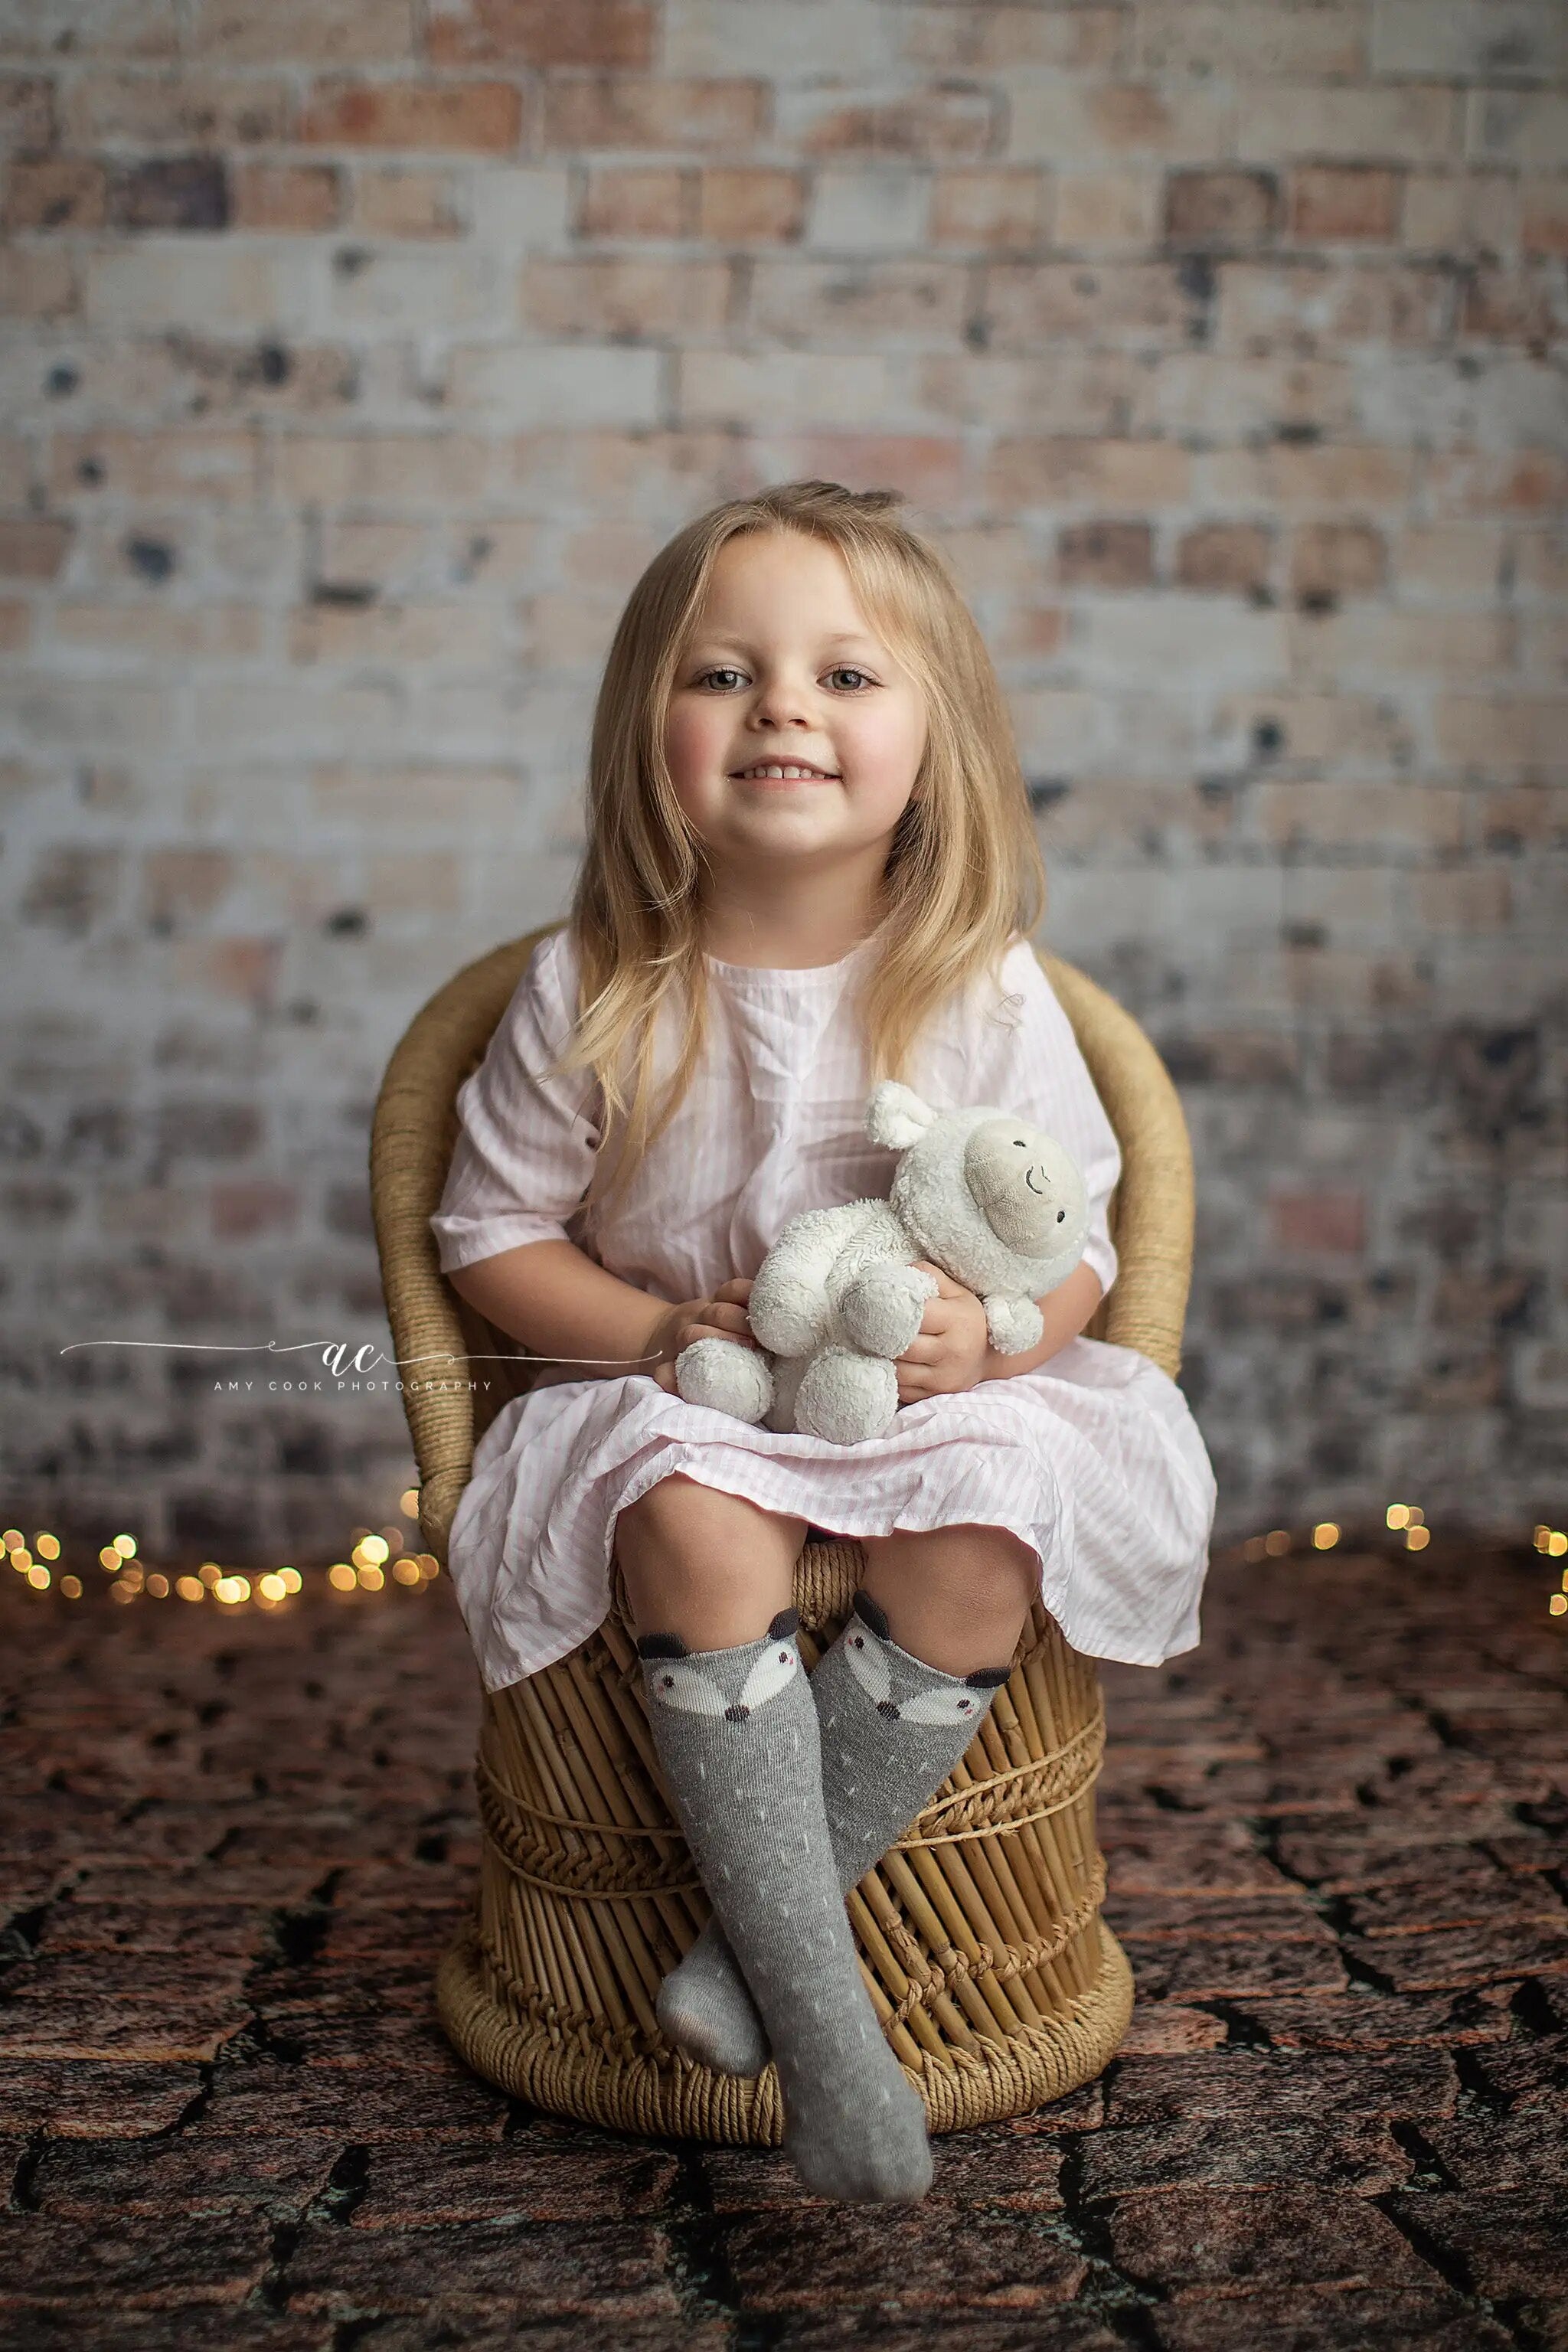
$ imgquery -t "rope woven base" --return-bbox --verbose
[436,1539,1134,2140]
[436,1908,1133,2143]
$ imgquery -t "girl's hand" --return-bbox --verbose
[893,1263,992,1404]
[650,1279,758,1394]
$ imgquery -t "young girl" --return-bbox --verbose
[430,481,1217,2205]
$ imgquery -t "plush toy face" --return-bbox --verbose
[963,1116,1082,1255]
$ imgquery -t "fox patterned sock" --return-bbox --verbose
[658,1590,1012,2078]
[638,1607,933,2203]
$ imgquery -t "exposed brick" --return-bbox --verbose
[579,165,686,240]
[64,71,293,146]
[1057,521,1155,589]
[1175,521,1272,594]
[1290,165,1403,241]
[188,0,416,64]
[230,163,341,232]
[521,255,730,340]
[694,165,802,245]
[931,167,1048,250]
[0,74,56,149]
[430,0,654,67]
[300,80,523,152]
[541,77,766,152]
[106,155,230,230]
[782,84,995,157]
[0,518,72,580]
[1165,167,1280,246]
[1291,521,1387,603]
[1055,166,1161,248]
[3,158,108,234]
[1269,1190,1367,1255]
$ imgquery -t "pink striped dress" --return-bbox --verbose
[430,925,1217,1694]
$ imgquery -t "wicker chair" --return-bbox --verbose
[371,922,1194,2141]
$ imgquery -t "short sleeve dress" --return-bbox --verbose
[430,924,1217,1695]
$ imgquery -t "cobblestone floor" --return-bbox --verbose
[2,1540,1565,2350]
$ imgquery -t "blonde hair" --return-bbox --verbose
[550,479,1047,1232]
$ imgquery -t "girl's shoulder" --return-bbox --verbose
[949,934,1054,1037]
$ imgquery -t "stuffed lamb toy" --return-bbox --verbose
[675,1080,1089,1446]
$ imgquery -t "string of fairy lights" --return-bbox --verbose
[2,1494,1564,1618]
[2,1485,439,1609]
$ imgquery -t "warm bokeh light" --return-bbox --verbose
[393,1557,422,1585]
[1312,1523,1340,1550]
[26,1565,50,1589]
[1263,1529,1291,1557]
[146,1573,169,1598]
[328,1563,358,1592]
[60,1574,81,1598]
[176,1576,204,1602]
[1406,1525,1432,1552]
[1386,1504,1410,1530]
[11,1550,32,1573]
[358,1563,385,1591]
[400,1488,420,1517]
[1550,1594,1566,1618]
[113,1533,138,1557]
[199,1563,223,1586]
[279,1566,302,1593]
[354,1534,390,1567]
[214,1575,250,1605]
[35,1533,60,1560]
[2,1529,21,1550]
[257,1573,288,1602]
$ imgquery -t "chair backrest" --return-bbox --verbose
[371,923,1194,1561]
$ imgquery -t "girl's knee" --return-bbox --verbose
[870,1523,1037,1598]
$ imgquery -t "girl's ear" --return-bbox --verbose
[865,1080,937,1151]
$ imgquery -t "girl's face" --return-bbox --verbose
[664,531,928,885]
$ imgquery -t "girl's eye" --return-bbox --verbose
[827,667,874,691]
[697,667,746,691]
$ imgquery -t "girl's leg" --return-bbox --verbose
[858,1521,1039,1674]
[617,1474,932,2202]
[658,1523,1039,2078]
[615,1471,807,1651]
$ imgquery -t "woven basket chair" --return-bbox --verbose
[371,921,1194,2142]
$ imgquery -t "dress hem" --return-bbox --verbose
[469,1442,1207,1695]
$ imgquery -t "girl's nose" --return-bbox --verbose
[750,675,815,728]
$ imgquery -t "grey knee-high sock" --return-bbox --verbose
[637,1606,932,2203]
[658,1591,1012,2077]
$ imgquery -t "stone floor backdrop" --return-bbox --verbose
[1,1538,1565,2342]
[1,0,1564,1566]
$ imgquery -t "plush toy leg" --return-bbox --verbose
[838,1262,938,1360]
[795,1346,899,1446]
[675,1336,773,1425]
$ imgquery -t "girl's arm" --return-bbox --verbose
[449,1240,665,1370]
[449,1239,755,1380]
[977,1260,1102,1384]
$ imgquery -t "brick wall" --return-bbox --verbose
[2,1,1563,1565]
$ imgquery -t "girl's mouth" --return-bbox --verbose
[731,763,841,782]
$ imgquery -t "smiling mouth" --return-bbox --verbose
[731,763,841,782]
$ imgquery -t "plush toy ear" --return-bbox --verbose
[864,1080,938,1151]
